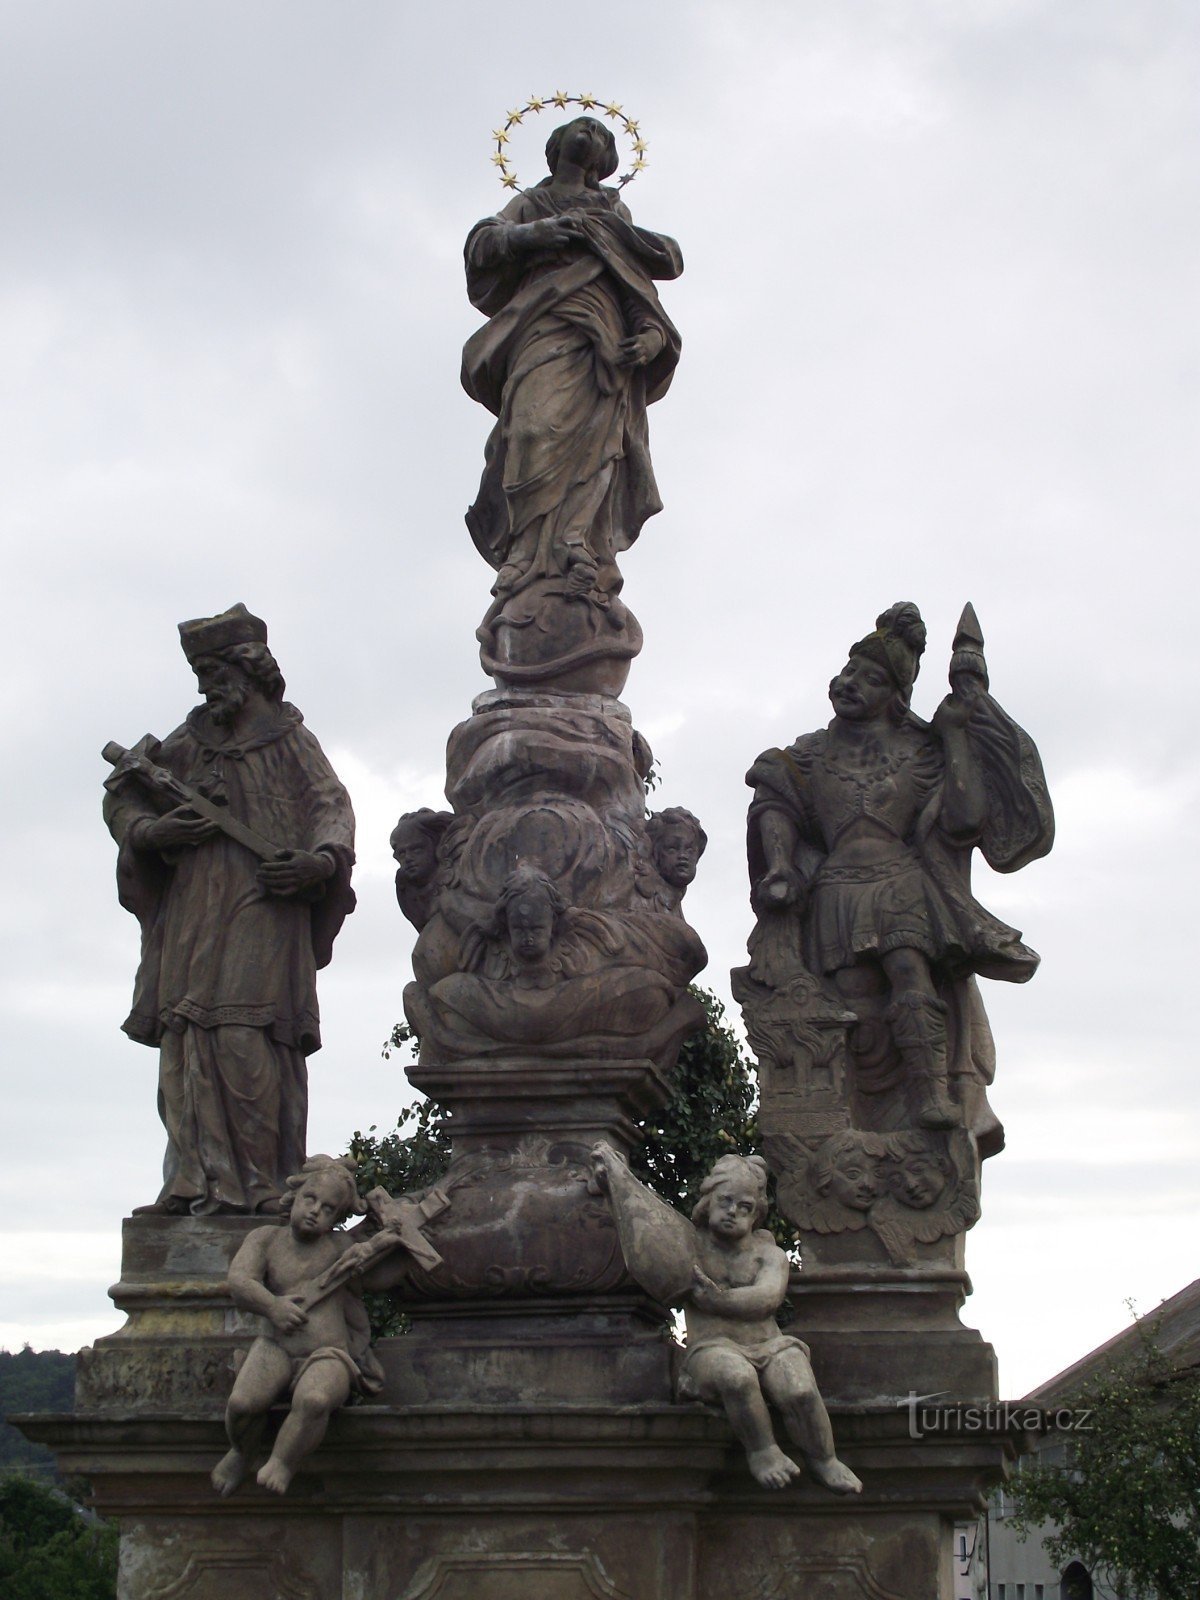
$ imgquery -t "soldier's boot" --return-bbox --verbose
[887,991,960,1131]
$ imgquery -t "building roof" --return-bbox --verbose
[1027,1277,1200,1406]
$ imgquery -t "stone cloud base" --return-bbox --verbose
[19,1404,1014,1600]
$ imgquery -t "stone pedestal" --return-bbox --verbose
[75,1215,281,1415]
[377,1304,675,1406]
[789,1263,997,1408]
[16,1404,1016,1599]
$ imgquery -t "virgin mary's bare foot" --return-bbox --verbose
[256,1456,294,1495]
[747,1445,802,1489]
[210,1449,247,1497]
[809,1455,863,1495]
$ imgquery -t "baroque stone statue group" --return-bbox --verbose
[80,112,1055,1594]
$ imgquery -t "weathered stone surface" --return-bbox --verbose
[698,1512,944,1600]
[736,601,1053,1280]
[210,1155,446,1499]
[102,602,355,1216]
[788,1264,999,1407]
[14,1406,1015,1599]
[376,1307,675,1406]
[404,690,705,1078]
[371,1131,632,1305]
[592,1144,861,1495]
[75,1214,276,1415]
[391,807,454,931]
[393,689,707,1316]
[462,117,683,696]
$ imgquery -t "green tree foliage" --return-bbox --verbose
[352,995,778,1222]
[632,988,789,1245]
[0,1349,75,1477]
[1009,1321,1200,1599]
[345,1026,453,1336]
[0,1474,117,1600]
[347,1028,452,1198]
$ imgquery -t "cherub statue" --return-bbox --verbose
[637,806,707,914]
[211,1154,446,1497]
[590,1143,861,1495]
[390,807,453,931]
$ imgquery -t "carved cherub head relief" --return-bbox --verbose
[647,806,707,891]
[884,1136,955,1211]
[457,860,624,985]
[497,864,567,969]
[459,862,570,977]
[810,1131,883,1213]
[390,808,453,887]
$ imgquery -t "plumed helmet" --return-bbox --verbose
[848,601,926,694]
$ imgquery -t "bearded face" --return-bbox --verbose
[193,655,250,725]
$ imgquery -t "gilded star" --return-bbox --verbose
[502,174,519,189]
[633,139,648,153]
[625,119,639,134]
[632,158,647,170]
[551,90,570,107]
[506,109,524,126]
[491,152,508,167]
[528,96,544,112]
[493,129,510,145]
[578,92,597,108]
[604,101,623,117]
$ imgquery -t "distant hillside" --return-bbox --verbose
[0,1348,75,1478]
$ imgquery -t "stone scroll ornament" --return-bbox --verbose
[103,604,356,1217]
[211,1155,449,1497]
[589,1143,862,1495]
[733,603,1053,1266]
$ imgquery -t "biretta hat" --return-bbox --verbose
[178,602,268,663]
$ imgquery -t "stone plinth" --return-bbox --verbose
[376,1054,690,1326]
[75,1215,281,1415]
[408,1053,673,1146]
[788,1263,998,1408]
[16,1403,1017,1599]
[377,1303,675,1406]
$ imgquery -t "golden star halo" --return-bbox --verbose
[488,93,648,192]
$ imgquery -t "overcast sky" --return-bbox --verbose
[1,0,1197,1400]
